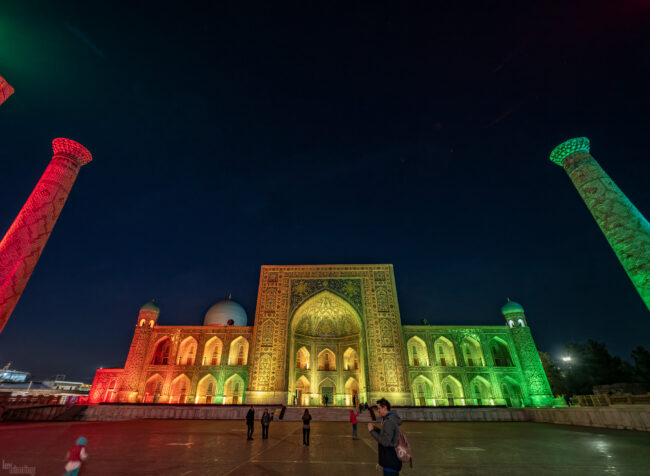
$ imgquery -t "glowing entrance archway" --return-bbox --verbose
[288,290,367,406]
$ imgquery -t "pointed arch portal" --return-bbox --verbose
[287,290,367,406]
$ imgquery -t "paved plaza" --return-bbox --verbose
[1,419,649,475]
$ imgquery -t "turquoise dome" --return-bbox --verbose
[501,299,524,315]
[204,299,247,326]
[140,300,160,312]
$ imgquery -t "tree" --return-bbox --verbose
[561,340,635,396]
[631,346,650,384]
[539,351,567,396]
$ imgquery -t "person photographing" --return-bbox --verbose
[367,398,402,475]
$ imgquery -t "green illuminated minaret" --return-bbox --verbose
[550,138,650,311]
[502,300,554,407]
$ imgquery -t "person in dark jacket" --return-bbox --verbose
[368,398,402,475]
[261,408,272,440]
[246,405,255,440]
[302,408,312,446]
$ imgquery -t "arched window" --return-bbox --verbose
[151,338,171,365]
[508,320,514,328]
[177,337,198,366]
[139,319,146,327]
[343,348,358,370]
[461,337,484,367]
[296,347,310,370]
[144,374,164,403]
[197,374,217,404]
[171,374,191,404]
[440,376,464,405]
[224,374,245,404]
[470,376,492,404]
[433,337,457,366]
[296,376,311,405]
[228,337,249,366]
[318,349,336,371]
[518,319,525,327]
[407,337,428,367]
[500,378,524,407]
[203,337,223,366]
[490,338,513,367]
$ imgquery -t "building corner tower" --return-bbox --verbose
[0,138,92,334]
[118,301,160,402]
[550,137,650,311]
[502,300,554,407]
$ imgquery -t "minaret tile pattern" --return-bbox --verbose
[0,75,14,106]
[551,137,650,311]
[0,139,92,333]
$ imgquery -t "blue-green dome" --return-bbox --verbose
[140,300,160,312]
[204,299,247,326]
[501,299,524,315]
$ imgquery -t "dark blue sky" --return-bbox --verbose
[1,1,649,381]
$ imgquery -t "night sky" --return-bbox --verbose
[1,1,649,382]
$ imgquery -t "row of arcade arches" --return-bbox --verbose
[406,336,514,368]
[150,336,249,367]
[142,373,246,404]
[295,346,359,371]
[294,376,360,406]
[410,374,525,407]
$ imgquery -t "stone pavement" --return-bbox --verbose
[0,419,649,475]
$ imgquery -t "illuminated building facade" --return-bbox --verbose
[0,139,92,334]
[551,137,650,311]
[90,265,553,407]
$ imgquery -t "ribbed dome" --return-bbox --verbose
[204,299,247,326]
[501,299,524,315]
[140,300,160,312]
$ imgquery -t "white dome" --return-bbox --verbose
[204,299,247,326]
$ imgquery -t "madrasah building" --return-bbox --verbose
[89,264,555,408]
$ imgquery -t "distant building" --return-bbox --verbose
[90,265,554,408]
[0,370,90,403]
[0,365,30,383]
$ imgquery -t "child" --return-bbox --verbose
[64,436,88,475]
[349,409,359,440]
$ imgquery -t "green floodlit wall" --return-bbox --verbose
[551,137,650,312]
[403,323,554,408]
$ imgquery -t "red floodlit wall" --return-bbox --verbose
[0,75,14,106]
[0,139,92,333]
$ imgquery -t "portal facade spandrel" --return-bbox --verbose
[245,265,411,405]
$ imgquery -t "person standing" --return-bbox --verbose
[352,394,357,408]
[349,409,359,440]
[246,405,255,440]
[64,436,89,476]
[323,394,329,407]
[302,408,312,446]
[368,398,403,475]
[261,408,272,440]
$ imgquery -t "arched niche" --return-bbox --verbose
[228,336,249,366]
[407,336,429,367]
[203,337,223,366]
[177,337,198,366]
[433,337,457,367]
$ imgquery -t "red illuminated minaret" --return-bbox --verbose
[0,75,14,106]
[0,139,92,333]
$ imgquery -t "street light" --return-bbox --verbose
[561,356,572,362]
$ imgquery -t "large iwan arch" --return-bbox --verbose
[287,290,367,406]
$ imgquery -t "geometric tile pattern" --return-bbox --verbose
[0,138,92,333]
[551,138,650,311]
